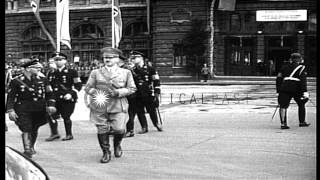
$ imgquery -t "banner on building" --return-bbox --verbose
[30,0,57,50]
[56,0,71,51]
[112,0,122,48]
[218,0,236,11]
[256,10,307,22]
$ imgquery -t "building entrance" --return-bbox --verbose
[265,36,296,75]
[267,49,291,75]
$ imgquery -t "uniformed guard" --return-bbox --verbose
[6,59,56,158]
[84,47,136,163]
[129,51,163,134]
[118,54,137,138]
[276,53,310,129]
[45,52,82,141]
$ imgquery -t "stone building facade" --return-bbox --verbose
[5,0,317,77]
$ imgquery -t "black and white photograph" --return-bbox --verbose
[5,0,316,179]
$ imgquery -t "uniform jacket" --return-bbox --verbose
[276,63,307,94]
[6,73,55,112]
[132,64,161,98]
[47,67,82,102]
[84,66,136,113]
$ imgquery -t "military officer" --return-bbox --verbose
[45,52,82,141]
[6,59,56,158]
[276,53,310,129]
[129,51,163,134]
[84,47,136,163]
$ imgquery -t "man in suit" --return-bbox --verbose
[84,47,136,163]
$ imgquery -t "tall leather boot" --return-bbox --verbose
[30,131,38,155]
[137,113,148,134]
[22,132,33,158]
[97,133,111,163]
[62,119,73,141]
[114,134,124,158]
[298,104,310,127]
[45,118,60,141]
[279,108,289,129]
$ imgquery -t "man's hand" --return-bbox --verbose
[153,93,160,107]
[8,110,18,122]
[303,92,309,99]
[46,106,57,115]
[108,89,119,97]
[64,93,72,100]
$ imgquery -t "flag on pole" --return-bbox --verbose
[30,0,57,50]
[112,0,122,48]
[56,0,71,51]
[218,0,236,11]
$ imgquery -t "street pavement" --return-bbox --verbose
[5,84,317,180]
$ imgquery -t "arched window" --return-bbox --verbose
[71,23,104,65]
[21,25,55,62]
[120,21,151,60]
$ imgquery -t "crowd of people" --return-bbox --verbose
[5,48,163,164]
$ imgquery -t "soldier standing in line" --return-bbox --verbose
[45,53,82,141]
[6,59,56,158]
[276,53,310,129]
[84,47,136,163]
[129,51,163,134]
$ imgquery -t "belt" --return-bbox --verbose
[283,77,300,81]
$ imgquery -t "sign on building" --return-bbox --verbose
[256,10,307,21]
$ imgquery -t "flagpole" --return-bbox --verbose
[56,0,60,53]
[111,0,115,48]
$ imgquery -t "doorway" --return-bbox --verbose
[267,49,291,74]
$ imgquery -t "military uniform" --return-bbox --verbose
[276,53,310,129]
[130,51,162,134]
[45,53,82,141]
[85,47,136,163]
[6,59,56,158]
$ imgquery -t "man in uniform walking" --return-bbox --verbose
[84,47,136,163]
[6,59,56,158]
[276,53,310,129]
[129,51,163,134]
[45,53,82,141]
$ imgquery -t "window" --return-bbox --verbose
[124,21,148,37]
[308,13,316,32]
[120,21,151,59]
[21,26,55,62]
[230,14,241,31]
[173,44,187,67]
[225,37,256,75]
[6,0,18,10]
[71,23,104,64]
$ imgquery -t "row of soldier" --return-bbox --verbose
[6,47,162,164]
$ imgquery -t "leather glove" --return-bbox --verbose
[64,93,72,100]
[303,92,309,99]
[46,106,57,115]
[153,93,160,107]
[8,110,18,122]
